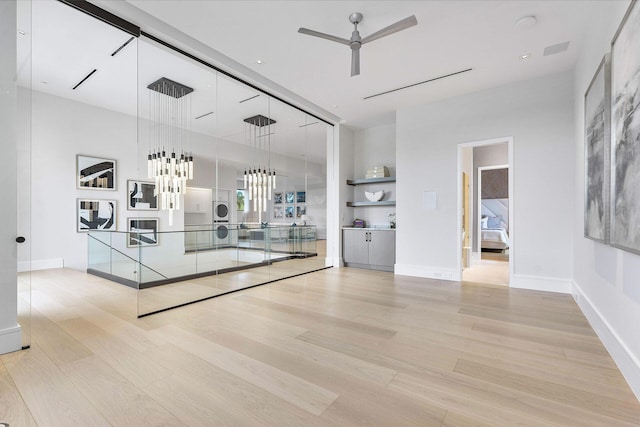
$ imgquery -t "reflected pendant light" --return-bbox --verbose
[146,77,195,226]
[243,114,276,224]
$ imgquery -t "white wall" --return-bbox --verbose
[0,0,22,354]
[472,143,508,252]
[353,123,396,227]
[572,0,640,399]
[396,71,575,289]
[31,90,141,271]
[30,88,329,271]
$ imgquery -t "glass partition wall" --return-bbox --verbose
[28,0,330,320]
[133,36,330,316]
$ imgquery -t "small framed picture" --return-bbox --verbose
[296,191,306,203]
[285,206,294,218]
[77,155,116,190]
[273,206,283,219]
[285,192,295,203]
[237,190,246,211]
[274,192,283,204]
[77,199,116,232]
[127,217,159,247]
[127,180,157,210]
[296,205,306,218]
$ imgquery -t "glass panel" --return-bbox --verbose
[135,34,331,317]
[16,0,32,349]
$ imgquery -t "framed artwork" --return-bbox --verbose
[274,192,283,204]
[296,205,306,218]
[584,54,611,243]
[127,180,157,210]
[77,199,116,232]
[127,217,159,247]
[296,191,306,203]
[285,192,295,203]
[611,0,640,254]
[273,206,283,219]
[285,206,294,218]
[77,155,116,190]
[237,190,246,211]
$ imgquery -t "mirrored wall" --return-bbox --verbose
[28,0,332,318]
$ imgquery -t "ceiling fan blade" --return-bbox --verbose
[361,15,417,44]
[351,49,360,77]
[298,28,351,45]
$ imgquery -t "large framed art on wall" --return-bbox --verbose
[77,155,116,190]
[127,180,157,210]
[127,217,159,247]
[77,199,116,232]
[611,0,640,254]
[584,54,611,243]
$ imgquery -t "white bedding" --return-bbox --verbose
[481,228,510,249]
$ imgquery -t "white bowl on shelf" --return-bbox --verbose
[365,190,384,202]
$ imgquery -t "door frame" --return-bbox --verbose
[456,137,514,285]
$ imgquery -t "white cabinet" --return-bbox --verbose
[343,228,395,272]
[184,187,212,215]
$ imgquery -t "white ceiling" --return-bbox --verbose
[19,0,329,166]
[124,0,609,129]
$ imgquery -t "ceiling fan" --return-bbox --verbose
[298,12,418,77]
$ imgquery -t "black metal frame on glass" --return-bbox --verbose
[610,0,640,254]
[584,54,611,243]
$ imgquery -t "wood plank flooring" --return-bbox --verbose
[1,266,639,426]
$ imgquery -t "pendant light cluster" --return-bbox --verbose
[243,114,276,223]
[146,77,195,225]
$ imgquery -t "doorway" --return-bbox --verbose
[457,137,513,286]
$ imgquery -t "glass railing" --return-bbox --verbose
[87,224,321,316]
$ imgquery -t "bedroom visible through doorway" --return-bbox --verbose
[458,139,512,287]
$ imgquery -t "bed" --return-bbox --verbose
[481,228,510,250]
[481,198,510,251]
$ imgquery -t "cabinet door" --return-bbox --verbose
[368,230,396,267]
[343,229,369,264]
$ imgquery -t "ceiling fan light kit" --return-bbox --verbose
[298,12,418,77]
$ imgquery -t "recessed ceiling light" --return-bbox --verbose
[41,81,48,85]
[519,53,532,61]
[256,59,263,64]
[18,30,27,36]
[515,15,537,28]
[332,104,338,108]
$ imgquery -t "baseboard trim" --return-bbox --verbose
[395,264,459,281]
[572,281,640,401]
[18,258,64,273]
[510,274,572,294]
[0,324,22,355]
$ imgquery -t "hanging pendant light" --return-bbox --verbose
[146,77,195,226]
[242,114,276,223]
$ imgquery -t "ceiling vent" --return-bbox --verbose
[363,68,473,100]
[543,41,570,56]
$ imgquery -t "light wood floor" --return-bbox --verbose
[462,252,509,287]
[2,266,639,426]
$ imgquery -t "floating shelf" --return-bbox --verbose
[347,201,396,207]
[347,177,396,186]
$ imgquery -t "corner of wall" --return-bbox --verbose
[572,280,640,401]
